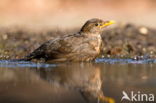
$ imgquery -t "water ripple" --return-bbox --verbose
[0,58,156,68]
[95,58,156,64]
[0,60,56,68]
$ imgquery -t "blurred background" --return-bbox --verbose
[0,0,156,29]
[0,1,156,103]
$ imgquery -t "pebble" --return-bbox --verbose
[2,34,8,40]
[141,76,148,80]
[139,27,148,35]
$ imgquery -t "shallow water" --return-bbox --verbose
[0,58,156,103]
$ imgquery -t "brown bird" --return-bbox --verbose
[23,18,115,62]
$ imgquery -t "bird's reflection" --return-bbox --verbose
[39,63,104,103]
[0,63,115,103]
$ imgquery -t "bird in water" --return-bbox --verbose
[22,18,115,62]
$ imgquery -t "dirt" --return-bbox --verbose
[0,23,156,60]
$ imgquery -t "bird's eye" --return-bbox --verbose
[95,23,99,26]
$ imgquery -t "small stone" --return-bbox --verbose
[150,51,154,54]
[133,56,138,60]
[2,34,8,40]
[141,76,148,80]
[139,27,148,35]
[142,48,146,52]
[107,55,111,57]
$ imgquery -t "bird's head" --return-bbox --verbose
[80,18,115,34]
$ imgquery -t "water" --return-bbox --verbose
[0,58,156,103]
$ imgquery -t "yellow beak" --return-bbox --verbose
[100,20,115,28]
[98,95,115,103]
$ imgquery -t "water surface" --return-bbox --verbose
[0,58,156,103]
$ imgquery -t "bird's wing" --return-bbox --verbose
[24,35,77,61]
[24,37,61,60]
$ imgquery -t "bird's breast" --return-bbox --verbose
[88,35,102,53]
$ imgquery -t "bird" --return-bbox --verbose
[22,18,115,62]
